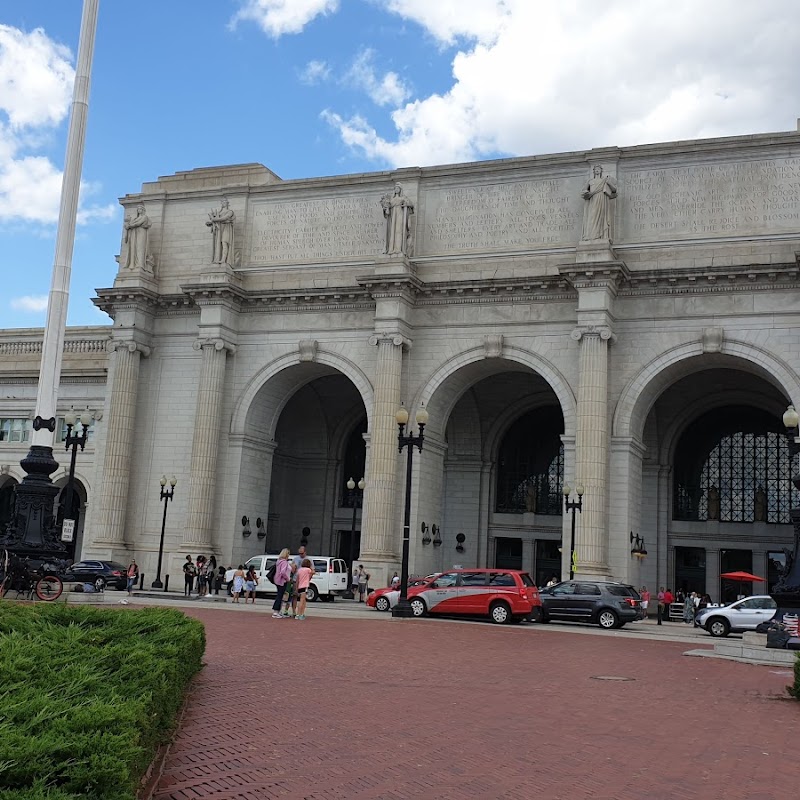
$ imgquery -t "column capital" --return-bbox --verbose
[106,338,151,357]
[571,325,616,344]
[193,336,236,355]
[369,332,411,349]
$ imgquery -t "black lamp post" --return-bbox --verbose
[60,411,91,546]
[151,475,176,589]
[392,405,428,618]
[343,476,365,600]
[562,483,583,580]
[768,404,800,624]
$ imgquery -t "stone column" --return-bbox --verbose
[572,326,613,577]
[93,340,150,548]
[359,334,405,560]
[184,338,234,552]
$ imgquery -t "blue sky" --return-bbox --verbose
[2,0,799,329]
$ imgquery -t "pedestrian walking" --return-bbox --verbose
[294,558,315,620]
[244,565,259,604]
[281,560,298,617]
[357,564,370,602]
[232,565,246,604]
[272,549,292,617]
[683,592,696,624]
[657,586,665,625]
[196,555,208,597]
[640,586,650,619]
[183,555,196,597]
[663,588,674,621]
[126,560,139,596]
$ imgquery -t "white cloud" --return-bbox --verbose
[0,26,114,227]
[300,59,331,85]
[231,0,339,38]
[327,0,800,168]
[11,295,49,313]
[345,49,411,107]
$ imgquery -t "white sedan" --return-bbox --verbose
[694,595,776,637]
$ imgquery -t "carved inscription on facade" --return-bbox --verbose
[620,158,800,241]
[249,195,383,263]
[421,178,583,254]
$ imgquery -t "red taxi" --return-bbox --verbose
[405,568,541,624]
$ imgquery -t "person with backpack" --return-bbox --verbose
[271,549,292,618]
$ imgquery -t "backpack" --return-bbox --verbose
[266,563,277,584]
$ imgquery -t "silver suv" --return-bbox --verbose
[694,595,776,637]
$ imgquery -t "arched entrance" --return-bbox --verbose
[0,477,18,532]
[54,477,88,561]
[229,360,369,568]
[632,362,795,601]
[411,354,574,581]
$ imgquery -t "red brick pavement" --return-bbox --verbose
[153,609,798,800]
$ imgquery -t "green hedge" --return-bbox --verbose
[788,651,800,701]
[0,604,205,800]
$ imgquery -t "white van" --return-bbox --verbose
[244,554,348,602]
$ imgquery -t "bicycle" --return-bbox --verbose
[0,550,64,602]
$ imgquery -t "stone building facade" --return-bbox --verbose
[2,130,800,600]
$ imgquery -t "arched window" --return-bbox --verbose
[340,418,367,505]
[495,406,564,514]
[673,406,796,523]
[0,480,17,530]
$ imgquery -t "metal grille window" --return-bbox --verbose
[495,407,564,514]
[673,406,797,523]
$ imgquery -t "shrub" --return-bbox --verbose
[0,604,205,800]
[788,651,800,700]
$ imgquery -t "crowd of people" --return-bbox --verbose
[640,585,714,624]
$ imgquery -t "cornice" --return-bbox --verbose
[93,286,161,315]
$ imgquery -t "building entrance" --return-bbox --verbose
[720,548,753,603]
[674,546,706,595]
[535,539,561,587]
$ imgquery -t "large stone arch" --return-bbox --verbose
[413,345,576,438]
[613,340,800,441]
[230,349,374,438]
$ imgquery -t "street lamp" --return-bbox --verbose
[342,477,365,599]
[392,405,428,618]
[563,483,584,580]
[151,475,177,589]
[768,404,800,624]
[60,411,92,546]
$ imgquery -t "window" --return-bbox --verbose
[495,407,565,515]
[520,573,535,587]
[673,406,797,523]
[0,418,31,443]
[577,583,601,596]
[460,572,487,587]
[488,572,515,587]
[431,573,458,588]
[246,557,263,570]
[606,585,638,598]
[312,559,327,573]
[552,583,576,596]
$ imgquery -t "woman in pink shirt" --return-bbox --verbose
[294,558,315,620]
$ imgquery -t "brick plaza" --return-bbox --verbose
[153,609,797,800]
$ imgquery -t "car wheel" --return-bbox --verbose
[707,617,730,637]
[306,584,318,603]
[597,609,619,629]
[94,577,106,592]
[489,601,512,624]
[375,596,390,612]
[409,597,426,617]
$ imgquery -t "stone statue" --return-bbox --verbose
[122,204,151,271]
[524,481,537,513]
[206,197,235,266]
[381,183,414,256]
[707,485,721,521]
[754,485,767,522]
[581,165,617,241]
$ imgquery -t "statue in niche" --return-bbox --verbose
[381,183,414,256]
[122,203,152,271]
[206,197,235,266]
[524,481,538,513]
[580,164,617,241]
[754,485,767,522]
[706,486,721,521]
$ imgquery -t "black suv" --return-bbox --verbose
[538,581,642,629]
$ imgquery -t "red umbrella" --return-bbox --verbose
[720,571,765,601]
[720,571,764,582]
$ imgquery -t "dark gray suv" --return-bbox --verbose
[538,581,642,629]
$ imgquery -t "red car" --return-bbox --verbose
[405,569,542,624]
[367,577,434,612]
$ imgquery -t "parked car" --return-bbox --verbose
[538,580,642,629]
[367,577,434,611]
[694,595,777,637]
[61,560,127,591]
[404,569,541,624]
[243,555,348,602]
